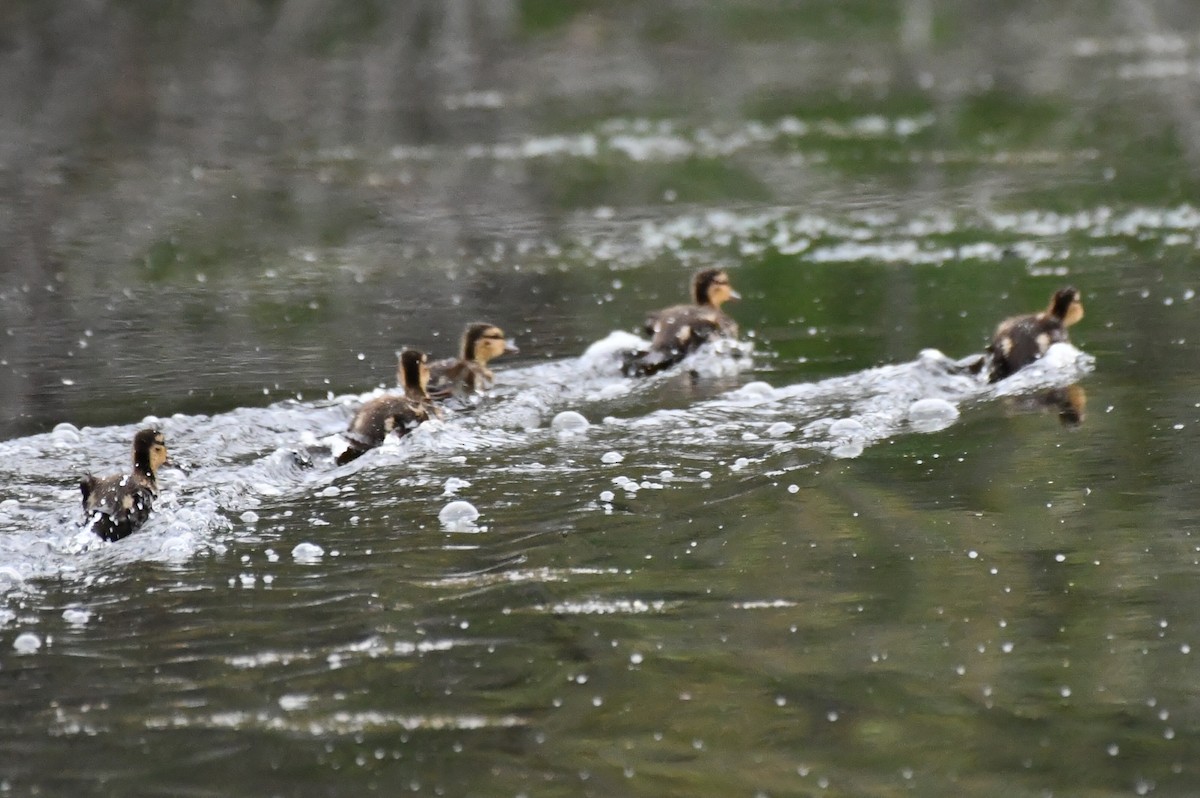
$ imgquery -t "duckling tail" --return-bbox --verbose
[335,447,365,466]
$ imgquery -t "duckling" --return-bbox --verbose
[337,349,440,465]
[986,286,1084,382]
[623,268,741,376]
[80,428,169,542]
[425,322,519,400]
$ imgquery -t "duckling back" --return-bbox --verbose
[987,314,1069,382]
[80,473,157,542]
[622,305,738,377]
[336,395,433,465]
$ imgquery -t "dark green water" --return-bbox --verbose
[3,2,1200,796]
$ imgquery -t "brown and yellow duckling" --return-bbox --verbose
[986,286,1084,382]
[425,322,519,400]
[80,428,169,542]
[338,349,440,465]
[623,268,741,376]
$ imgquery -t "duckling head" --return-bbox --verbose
[132,429,169,476]
[463,322,519,364]
[1048,286,1084,327]
[398,349,430,396]
[692,269,740,308]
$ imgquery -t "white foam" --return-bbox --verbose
[442,477,472,497]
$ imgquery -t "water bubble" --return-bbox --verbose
[601,451,624,464]
[13,632,41,654]
[50,423,81,445]
[439,500,481,531]
[279,694,311,711]
[737,381,777,401]
[292,542,325,563]
[551,411,590,437]
[599,491,615,503]
[828,418,865,437]
[831,440,864,459]
[766,422,795,438]
[907,398,959,432]
[62,608,91,626]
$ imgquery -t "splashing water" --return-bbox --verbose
[0,330,1092,606]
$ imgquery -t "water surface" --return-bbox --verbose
[3,3,1200,796]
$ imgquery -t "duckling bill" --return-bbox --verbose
[81,428,169,542]
[986,286,1084,382]
[426,322,518,400]
[337,349,439,465]
[623,268,740,376]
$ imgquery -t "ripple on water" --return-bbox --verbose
[0,324,1092,609]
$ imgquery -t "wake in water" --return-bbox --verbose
[0,328,1093,602]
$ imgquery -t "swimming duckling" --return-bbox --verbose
[337,349,440,465]
[986,286,1084,382]
[623,268,741,376]
[425,322,519,400]
[80,428,169,542]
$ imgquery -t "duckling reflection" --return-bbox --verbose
[337,349,440,465]
[985,286,1084,382]
[622,268,740,376]
[1006,384,1087,426]
[81,428,169,541]
[426,322,518,400]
